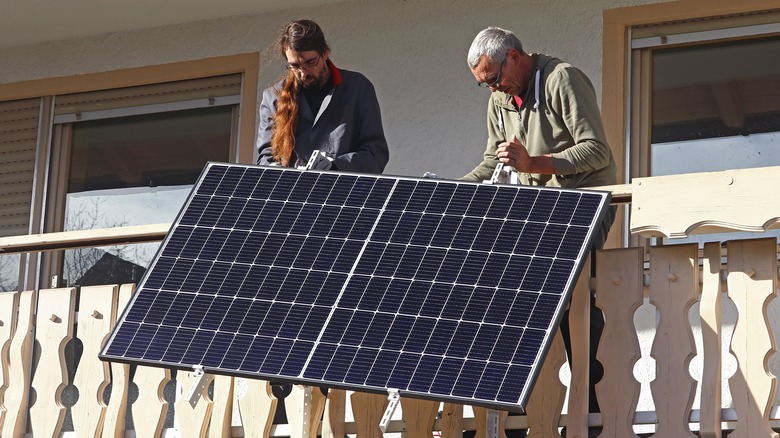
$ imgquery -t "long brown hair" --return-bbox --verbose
[271,19,330,166]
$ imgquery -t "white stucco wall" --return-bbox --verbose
[0,0,660,179]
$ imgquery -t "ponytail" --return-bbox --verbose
[271,70,299,166]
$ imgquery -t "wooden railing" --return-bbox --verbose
[1,166,780,437]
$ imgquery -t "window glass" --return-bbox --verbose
[651,36,780,176]
[61,106,232,287]
[649,35,780,245]
[0,255,19,292]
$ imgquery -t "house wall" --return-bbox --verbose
[0,0,662,179]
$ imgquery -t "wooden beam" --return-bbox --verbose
[0,223,170,254]
[0,183,634,256]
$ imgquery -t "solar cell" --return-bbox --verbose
[100,162,610,411]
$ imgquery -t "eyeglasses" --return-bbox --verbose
[286,55,322,72]
[477,56,507,89]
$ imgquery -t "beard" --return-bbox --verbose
[298,73,323,89]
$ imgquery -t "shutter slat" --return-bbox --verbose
[0,98,39,238]
[55,74,242,115]
[0,119,39,133]
[0,148,36,165]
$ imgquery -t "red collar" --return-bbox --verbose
[326,59,342,86]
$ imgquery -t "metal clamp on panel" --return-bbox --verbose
[300,150,335,171]
[378,388,401,433]
[184,365,215,408]
[487,163,519,185]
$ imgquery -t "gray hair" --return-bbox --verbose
[467,27,524,68]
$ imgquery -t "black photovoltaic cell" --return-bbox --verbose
[100,162,610,410]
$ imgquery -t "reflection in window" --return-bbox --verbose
[651,36,780,176]
[649,36,780,245]
[0,254,19,292]
[61,106,232,287]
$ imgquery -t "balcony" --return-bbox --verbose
[1,166,779,438]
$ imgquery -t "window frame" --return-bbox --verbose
[0,53,259,290]
[602,0,780,248]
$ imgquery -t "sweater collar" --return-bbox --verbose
[326,59,343,86]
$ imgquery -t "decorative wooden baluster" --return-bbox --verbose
[71,284,118,437]
[473,407,507,438]
[525,330,566,438]
[322,388,346,438]
[0,290,33,438]
[699,242,723,438]
[648,244,698,438]
[566,255,592,437]
[595,248,643,438]
[209,375,234,438]
[401,398,439,438]
[351,391,387,438]
[727,238,778,438]
[285,384,326,438]
[131,365,171,437]
[439,403,464,438]
[175,369,215,437]
[0,291,20,433]
[237,379,277,438]
[29,287,77,437]
[102,283,134,438]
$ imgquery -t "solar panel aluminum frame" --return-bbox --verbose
[99,162,611,412]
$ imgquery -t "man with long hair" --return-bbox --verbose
[257,19,389,173]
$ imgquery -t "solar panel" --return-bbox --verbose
[99,162,610,411]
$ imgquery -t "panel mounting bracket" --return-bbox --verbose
[486,408,500,438]
[378,388,401,433]
[184,365,215,408]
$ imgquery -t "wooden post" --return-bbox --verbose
[699,242,723,438]
[566,255,592,437]
[322,388,346,438]
[351,391,387,438]
[0,291,18,432]
[648,244,698,438]
[439,403,464,438]
[71,285,118,437]
[401,398,440,438]
[29,287,77,437]
[525,330,566,438]
[285,384,326,438]
[727,238,778,438]
[132,365,171,437]
[209,375,235,438]
[595,248,643,438]
[237,379,277,438]
[175,369,214,437]
[101,283,134,438]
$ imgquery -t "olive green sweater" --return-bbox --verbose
[462,54,616,188]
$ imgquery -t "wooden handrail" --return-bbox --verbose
[0,223,170,255]
[0,183,633,256]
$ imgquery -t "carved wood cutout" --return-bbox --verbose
[71,284,118,437]
[631,166,780,238]
[29,287,77,438]
[0,290,33,438]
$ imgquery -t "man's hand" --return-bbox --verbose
[496,135,556,174]
[496,135,532,171]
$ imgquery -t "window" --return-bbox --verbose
[0,54,259,291]
[602,2,780,246]
[58,106,234,287]
[46,75,242,287]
